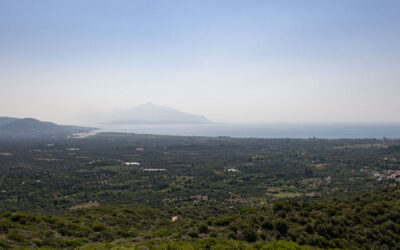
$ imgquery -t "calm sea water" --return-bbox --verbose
[97,123,400,139]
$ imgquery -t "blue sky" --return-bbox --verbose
[1,0,400,124]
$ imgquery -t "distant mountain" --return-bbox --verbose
[0,117,95,138]
[106,103,211,125]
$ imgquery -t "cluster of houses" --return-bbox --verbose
[143,168,166,172]
[373,170,400,181]
[66,148,80,151]
[124,162,141,166]
[124,161,166,172]
[305,191,320,197]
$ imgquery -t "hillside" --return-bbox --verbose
[0,117,94,138]
[0,187,398,249]
[107,103,211,125]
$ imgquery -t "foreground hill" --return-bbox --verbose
[0,187,398,249]
[106,103,211,125]
[0,117,95,138]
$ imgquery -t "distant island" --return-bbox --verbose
[0,117,95,138]
[105,103,212,125]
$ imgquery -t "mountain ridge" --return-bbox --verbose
[106,103,211,125]
[0,117,95,138]
[0,117,18,126]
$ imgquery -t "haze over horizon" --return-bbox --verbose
[1,0,400,125]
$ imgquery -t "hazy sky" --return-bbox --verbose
[1,0,400,125]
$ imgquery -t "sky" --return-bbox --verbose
[1,0,400,125]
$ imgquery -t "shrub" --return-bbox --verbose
[188,229,199,238]
[10,212,30,224]
[210,230,217,237]
[0,222,9,233]
[198,223,209,234]
[92,223,106,232]
[100,231,115,241]
[0,240,11,248]
[273,202,286,212]
[31,238,43,247]
[213,216,231,226]
[261,220,274,230]
[227,232,237,239]
[243,229,258,242]
[305,224,314,234]
[274,220,288,235]
[261,240,309,249]
[7,231,25,242]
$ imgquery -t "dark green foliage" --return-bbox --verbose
[0,187,398,248]
[7,231,24,242]
[274,220,288,235]
[213,216,232,226]
[261,220,274,230]
[198,223,209,234]
[243,228,258,242]
[0,240,11,248]
[188,229,199,238]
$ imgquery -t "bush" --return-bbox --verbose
[0,240,11,248]
[227,232,237,239]
[100,231,115,241]
[213,216,231,226]
[274,220,288,235]
[7,231,25,242]
[273,202,287,212]
[198,223,209,234]
[10,212,30,224]
[31,238,43,247]
[188,229,199,238]
[243,229,258,242]
[155,228,171,237]
[261,240,309,249]
[305,224,314,234]
[117,228,137,238]
[92,223,106,232]
[261,220,274,230]
[210,230,217,237]
[0,222,9,233]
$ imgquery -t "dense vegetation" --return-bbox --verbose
[1,133,400,248]
[0,187,399,249]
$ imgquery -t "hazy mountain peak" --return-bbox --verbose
[108,103,211,125]
[130,103,171,111]
[139,102,158,107]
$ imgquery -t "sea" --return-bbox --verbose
[97,123,400,139]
